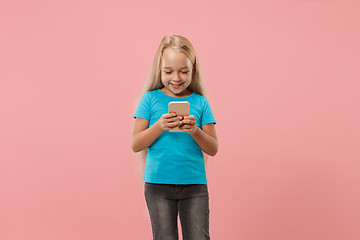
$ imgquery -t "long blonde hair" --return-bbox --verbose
[132,35,212,182]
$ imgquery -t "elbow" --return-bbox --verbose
[131,139,140,153]
[206,146,218,157]
[131,140,146,153]
[205,151,217,157]
[132,145,143,153]
[209,141,218,156]
[131,144,137,153]
[131,144,142,153]
[209,149,218,157]
[131,145,138,153]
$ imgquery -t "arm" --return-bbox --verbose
[131,118,163,152]
[191,123,218,156]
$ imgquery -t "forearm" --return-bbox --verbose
[132,122,164,152]
[191,126,218,156]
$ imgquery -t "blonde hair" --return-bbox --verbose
[132,35,211,182]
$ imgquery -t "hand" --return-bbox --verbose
[157,113,184,131]
[179,115,197,135]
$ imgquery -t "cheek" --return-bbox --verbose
[161,74,171,80]
[184,74,191,79]
[184,76,191,82]
[160,77,167,84]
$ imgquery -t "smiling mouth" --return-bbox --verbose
[170,83,183,88]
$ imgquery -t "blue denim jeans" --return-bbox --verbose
[144,182,210,240]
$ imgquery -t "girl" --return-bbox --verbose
[131,35,218,240]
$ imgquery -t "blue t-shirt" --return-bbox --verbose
[133,89,216,184]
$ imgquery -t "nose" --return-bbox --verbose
[173,72,181,81]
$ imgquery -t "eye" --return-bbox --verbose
[163,71,189,74]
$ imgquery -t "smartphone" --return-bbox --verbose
[168,101,190,132]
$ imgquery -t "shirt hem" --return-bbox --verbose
[143,178,207,185]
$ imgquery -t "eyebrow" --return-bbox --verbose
[163,66,189,69]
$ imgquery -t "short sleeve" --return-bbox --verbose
[133,91,151,120]
[201,98,216,126]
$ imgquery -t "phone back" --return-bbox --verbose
[168,101,190,132]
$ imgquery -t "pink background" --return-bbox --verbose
[1,0,359,239]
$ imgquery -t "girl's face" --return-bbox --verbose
[160,48,193,97]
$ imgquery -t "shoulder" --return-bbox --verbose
[192,93,211,106]
[192,92,207,101]
[148,89,158,94]
[142,89,157,100]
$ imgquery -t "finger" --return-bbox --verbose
[179,125,186,131]
[168,116,183,123]
[182,119,194,124]
[170,119,182,125]
[184,117,195,123]
[165,113,177,119]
